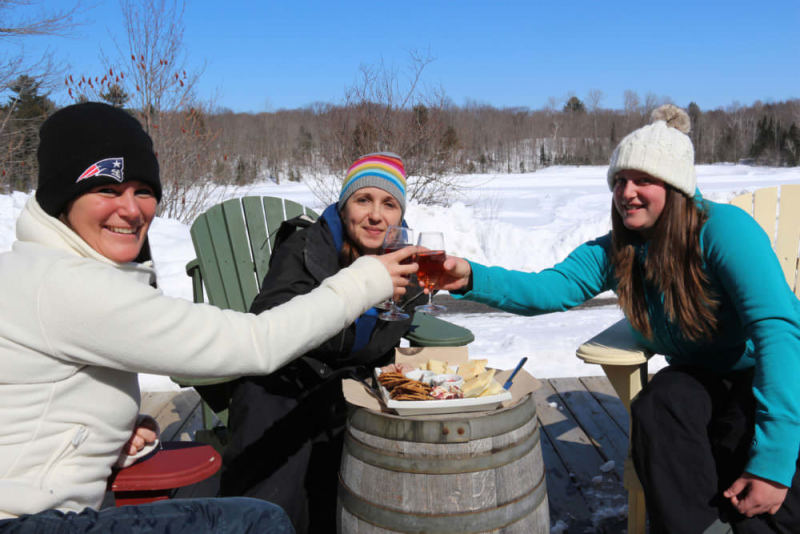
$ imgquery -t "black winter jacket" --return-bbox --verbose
[220,208,425,533]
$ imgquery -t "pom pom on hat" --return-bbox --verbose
[36,102,161,217]
[607,104,696,197]
[338,152,407,214]
[651,104,691,134]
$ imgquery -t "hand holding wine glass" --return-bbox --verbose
[375,246,419,302]
[415,232,447,314]
[434,256,472,292]
[379,226,415,321]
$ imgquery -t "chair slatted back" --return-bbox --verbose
[190,196,318,311]
[730,184,800,296]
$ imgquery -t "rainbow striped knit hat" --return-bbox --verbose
[338,152,407,214]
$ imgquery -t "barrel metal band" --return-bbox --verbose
[338,469,547,533]
[344,424,540,474]
[348,393,536,444]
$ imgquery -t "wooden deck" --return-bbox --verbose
[139,377,634,533]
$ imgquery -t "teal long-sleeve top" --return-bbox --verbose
[454,198,800,486]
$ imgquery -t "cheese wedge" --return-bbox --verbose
[426,359,448,374]
[478,379,505,397]
[462,369,496,397]
[457,359,488,379]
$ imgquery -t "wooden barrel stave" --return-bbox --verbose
[338,394,550,533]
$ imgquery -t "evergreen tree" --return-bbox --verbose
[4,75,54,191]
[563,96,586,114]
[750,116,777,164]
[780,123,800,166]
[100,83,130,108]
[687,102,701,152]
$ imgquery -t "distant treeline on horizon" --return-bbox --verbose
[2,75,798,222]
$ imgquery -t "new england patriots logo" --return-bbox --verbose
[76,157,124,183]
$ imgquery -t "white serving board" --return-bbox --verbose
[374,368,513,416]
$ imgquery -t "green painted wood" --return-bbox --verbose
[185,259,204,303]
[262,197,288,260]
[242,197,271,288]
[204,203,247,311]
[190,213,230,309]
[282,198,305,221]
[405,312,474,346]
[221,200,259,311]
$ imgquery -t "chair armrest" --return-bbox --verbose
[576,318,654,412]
[576,318,652,366]
[405,312,475,347]
[108,441,221,506]
[185,259,204,304]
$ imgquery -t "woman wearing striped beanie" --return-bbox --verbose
[221,152,424,533]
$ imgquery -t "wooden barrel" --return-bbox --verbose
[337,393,549,533]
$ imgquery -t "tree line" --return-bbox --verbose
[5,72,799,221]
[2,1,798,222]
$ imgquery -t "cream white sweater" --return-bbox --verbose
[0,198,392,519]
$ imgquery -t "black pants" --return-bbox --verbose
[220,373,347,534]
[631,365,800,533]
[0,498,294,534]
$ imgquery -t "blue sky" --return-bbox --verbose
[18,0,800,113]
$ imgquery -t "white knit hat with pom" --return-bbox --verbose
[607,104,696,197]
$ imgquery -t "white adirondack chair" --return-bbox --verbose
[576,184,800,533]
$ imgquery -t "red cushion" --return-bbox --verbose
[109,441,221,492]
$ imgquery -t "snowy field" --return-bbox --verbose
[1,164,798,390]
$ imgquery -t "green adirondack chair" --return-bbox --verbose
[171,196,474,448]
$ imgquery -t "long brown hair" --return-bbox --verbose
[611,187,718,341]
[339,239,361,267]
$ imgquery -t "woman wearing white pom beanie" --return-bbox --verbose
[437,105,800,532]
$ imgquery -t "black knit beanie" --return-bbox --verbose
[36,102,162,217]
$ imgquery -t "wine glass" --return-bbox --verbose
[378,225,415,321]
[415,232,447,314]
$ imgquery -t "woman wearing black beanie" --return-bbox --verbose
[0,102,418,533]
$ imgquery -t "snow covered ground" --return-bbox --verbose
[2,164,798,390]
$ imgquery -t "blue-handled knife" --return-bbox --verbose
[503,357,528,390]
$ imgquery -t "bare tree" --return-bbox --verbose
[310,51,462,206]
[623,89,642,129]
[77,0,221,222]
[0,1,83,191]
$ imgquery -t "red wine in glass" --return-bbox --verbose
[415,232,447,314]
[417,250,445,289]
[378,226,414,321]
[383,246,414,264]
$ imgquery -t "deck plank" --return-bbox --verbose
[580,375,630,434]
[133,378,635,532]
[535,378,631,533]
[538,420,595,530]
[550,377,628,481]
[141,389,203,441]
[533,380,608,487]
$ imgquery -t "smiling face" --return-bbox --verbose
[341,187,403,254]
[63,181,157,263]
[612,169,667,236]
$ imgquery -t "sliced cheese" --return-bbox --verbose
[478,379,505,397]
[462,369,496,397]
[457,359,488,379]
[426,359,448,374]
